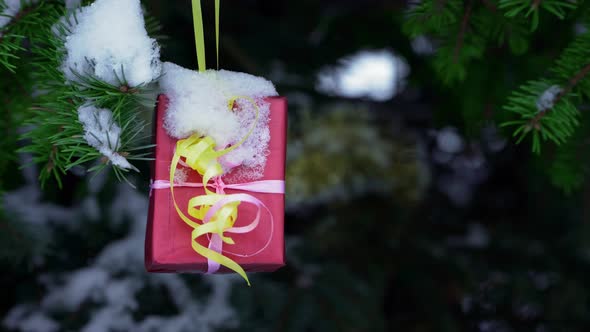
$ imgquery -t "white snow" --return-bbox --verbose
[3,309,58,332]
[160,62,277,179]
[42,268,110,310]
[536,85,563,112]
[64,0,81,9]
[173,167,188,184]
[3,184,78,226]
[82,307,135,332]
[0,0,19,29]
[3,182,240,332]
[78,104,136,170]
[2,152,105,247]
[61,0,161,87]
[316,50,410,101]
[411,35,436,55]
[437,127,464,154]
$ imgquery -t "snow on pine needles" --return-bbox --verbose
[78,105,137,171]
[60,0,161,87]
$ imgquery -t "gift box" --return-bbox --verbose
[145,94,286,273]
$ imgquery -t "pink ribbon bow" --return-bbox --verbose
[151,178,284,273]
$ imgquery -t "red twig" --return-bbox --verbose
[454,0,474,63]
[531,63,590,126]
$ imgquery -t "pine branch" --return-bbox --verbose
[544,115,590,193]
[501,28,590,155]
[0,5,36,49]
[531,62,590,126]
[402,0,462,38]
[404,0,531,84]
[0,1,58,72]
[16,3,162,187]
[499,0,577,30]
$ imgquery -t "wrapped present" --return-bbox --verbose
[145,94,287,281]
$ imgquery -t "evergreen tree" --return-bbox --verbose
[2,0,590,331]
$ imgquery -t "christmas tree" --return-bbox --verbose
[2,0,590,331]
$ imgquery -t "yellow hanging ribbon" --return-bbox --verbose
[185,1,265,285]
[169,97,260,285]
[215,0,220,70]
[191,0,206,72]
[191,0,221,71]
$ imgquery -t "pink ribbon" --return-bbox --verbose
[151,178,284,273]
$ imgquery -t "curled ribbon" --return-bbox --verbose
[169,0,279,285]
[151,178,284,264]
[156,97,277,285]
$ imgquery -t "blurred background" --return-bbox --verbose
[3,0,590,331]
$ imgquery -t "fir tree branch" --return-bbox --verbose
[531,63,590,127]
[0,1,63,72]
[0,5,34,39]
[499,0,577,30]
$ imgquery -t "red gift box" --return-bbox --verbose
[145,95,286,273]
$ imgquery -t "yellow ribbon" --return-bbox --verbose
[191,0,206,72]
[215,0,220,70]
[169,97,260,285]
[185,1,266,285]
[191,0,221,71]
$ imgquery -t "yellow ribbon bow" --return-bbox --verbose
[169,95,260,285]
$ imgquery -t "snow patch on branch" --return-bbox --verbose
[64,0,81,9]
[0,0,20,29]
[78,105,136,170]
[536,85,563,112]
[61,0,161,87]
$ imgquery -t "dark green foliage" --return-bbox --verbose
[502,31,590,153]
[403,0,531,85]
[404,0,590,192]
[403,0,463,38]
[4,1,590,332]
[0,64,32,190]
[232,264,386,332]
[1,2,160,187]
[502,80,581,153]
[0,211,51,267]
[549,142,588,194]
[500,29,590,190]
[552,30,590,100]
[0,0,60,72]
[499,0,577,30]
[546,116,590,193]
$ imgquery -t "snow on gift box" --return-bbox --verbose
[145,63,286,284]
